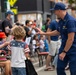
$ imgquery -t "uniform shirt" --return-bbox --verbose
[8,40,30,67]
[57,13,76,54]
[48,20,59,41]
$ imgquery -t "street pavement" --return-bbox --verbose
[0,56,70,75]
[32,57,70,75]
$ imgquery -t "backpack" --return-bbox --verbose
[25,59,38,75]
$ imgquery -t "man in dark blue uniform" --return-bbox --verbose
[37,2,76,75]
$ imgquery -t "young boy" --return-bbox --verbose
[9,26,30,75]
[8,26,30,75]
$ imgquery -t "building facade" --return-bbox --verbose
[15,0,51,27]
[1,0,55,26]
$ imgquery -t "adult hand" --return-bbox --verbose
[31,26,35,29]
[36,31,45,35]
[35,28,42,32]
[5,26,10,33]
[59,52,66,61]
[35,28,44,34]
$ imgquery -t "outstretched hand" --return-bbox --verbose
[35,28,44,35]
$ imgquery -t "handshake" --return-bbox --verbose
[35,27,44,35]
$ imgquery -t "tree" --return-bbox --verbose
[68,0,76,10]
[69,0,74,4]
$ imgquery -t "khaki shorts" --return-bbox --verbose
[48,40,61,56]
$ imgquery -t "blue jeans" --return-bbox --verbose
[12,67,26,75]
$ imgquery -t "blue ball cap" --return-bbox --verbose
[50,2,67,11]
[6,11,14,15]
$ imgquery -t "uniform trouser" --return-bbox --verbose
[57,53,76,75]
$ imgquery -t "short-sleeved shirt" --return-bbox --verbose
[40,40,45,49]
[32,40,36,50]
[57,13,76,54]
[2,18,12,36]
[48,20,59,41]
[24,27,31,37]
[8,40,30,67]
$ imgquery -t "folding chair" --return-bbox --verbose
[36,48,48,67]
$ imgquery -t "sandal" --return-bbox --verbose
[65,66,69,70]
[44,68,51,71]
[44,67,54,71]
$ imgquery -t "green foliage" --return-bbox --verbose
[68,0,76,4]
[68,0,76,10]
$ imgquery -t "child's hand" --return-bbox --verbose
[0,42,9,48]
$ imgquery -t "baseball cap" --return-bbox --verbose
[0,32,6,38]
[6,11,14,15]
[50,2,67,11]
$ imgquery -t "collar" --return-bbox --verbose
[63,13,68,22]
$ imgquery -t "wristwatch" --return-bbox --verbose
[62,50,67,53]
